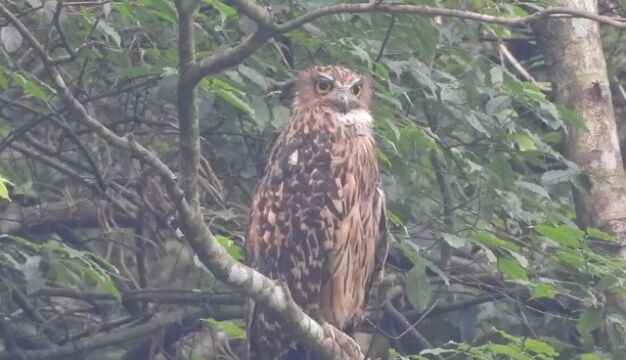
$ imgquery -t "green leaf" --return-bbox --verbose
[81,261,122,300]
[99,276,123,300]
[203,318,246,339]
[97,21,121,47]
[586,227,613,241]
[555,248,585,269]
[251,95,270,127]
[200,78,254,116]
[484,343,532,360]
[161,66,178,77]
[464,111,490,136]
[112,2,133,19]
[513,132,535,151]
[532,283,557,299]
[523,338,559,356]
[472,231,519,252]
[239,65,267,90]
[12,73,54,100]
[419,257,450,286]
[557,104,586,129]
[138,0,177,23]
[578,308,602,349]
[440,233,467,249]
[606,315,626,354]
[385,210,403,227]
[515,181,550,199]
[541,168,582,186]
[20,255,44,294]
[580,353,604,360]
[215,235,243,261]
[203,0,236,17]
[536,225,584,248]
[497,257,528,281]
[0,174,13,200]
[0,68,10,90]
[405,264,431,312]
[377,149,392,169]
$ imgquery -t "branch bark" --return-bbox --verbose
[175,0,201,210]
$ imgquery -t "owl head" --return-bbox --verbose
[280,65,372,114]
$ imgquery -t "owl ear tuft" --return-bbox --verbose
[278,80,295,108]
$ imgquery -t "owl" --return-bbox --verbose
[245,65,388,360]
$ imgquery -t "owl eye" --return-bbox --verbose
[350,84,362,96]
[315,78,333,94]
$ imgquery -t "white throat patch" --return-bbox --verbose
[335,109,373,127]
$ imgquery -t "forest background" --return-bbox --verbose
[2,0,626,359]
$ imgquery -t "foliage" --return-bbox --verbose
[0,235,122,299]
[1,0,626,359]
[0,174,11,200]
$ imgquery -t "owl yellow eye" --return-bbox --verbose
[350,84,362,96]
[315,78,333,94]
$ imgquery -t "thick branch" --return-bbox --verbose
[228,0,274,29]
[175,2,201,210]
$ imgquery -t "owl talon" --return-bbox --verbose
[322,322,364,360]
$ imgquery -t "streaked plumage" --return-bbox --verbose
[245,65,388,360]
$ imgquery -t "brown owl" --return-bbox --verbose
[245,65,388,359]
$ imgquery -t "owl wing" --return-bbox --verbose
[245,126,338,359]
[319,169,388,329]
[363,186,390,317]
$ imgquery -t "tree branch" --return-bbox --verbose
[275,4,626,32]
[228,0,275,29]
[174,1,201,210]
[35,287,244,305]
[383,302,444,360]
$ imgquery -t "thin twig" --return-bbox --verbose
[52,1,76,59]
[375,15,395,62]
[499,44,537,84]
[383,302,445,360]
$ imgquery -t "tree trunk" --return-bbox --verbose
[533,0,626,245]
[533,0,626,353]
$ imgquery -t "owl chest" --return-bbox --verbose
[331,134,378,200]
[260,130,377,239]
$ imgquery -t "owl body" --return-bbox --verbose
[246,66,387,360]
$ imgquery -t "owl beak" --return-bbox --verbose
[329,90,358,114]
